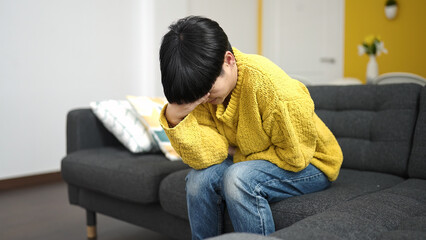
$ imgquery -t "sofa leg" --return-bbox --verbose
[86,210,97,239]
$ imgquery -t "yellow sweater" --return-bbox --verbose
[159,48,343,181]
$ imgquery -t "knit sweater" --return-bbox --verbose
[159,48,343,181]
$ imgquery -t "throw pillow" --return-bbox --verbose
[126,96,181,161]
[90,100,156,153]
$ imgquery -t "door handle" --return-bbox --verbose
[320,57,335,64]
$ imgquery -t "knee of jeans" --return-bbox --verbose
[186,170,201,197]
[186,169,216,197]
[223,164,252,201]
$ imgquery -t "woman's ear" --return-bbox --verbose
[224,51,236,66]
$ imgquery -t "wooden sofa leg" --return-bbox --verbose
[86,210,97,239]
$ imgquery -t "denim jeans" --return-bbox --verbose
[185,157,330,240]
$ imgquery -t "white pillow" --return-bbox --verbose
[127,96,181,161]
[90,100,156,153]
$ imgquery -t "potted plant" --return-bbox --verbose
[358,35,388,84]
[385,0,398,20]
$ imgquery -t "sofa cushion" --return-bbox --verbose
[378,230,426,240]
[309,84,421,177]
[206,233,282,240]
[271,179,426,240]
[270,168,404,229]
[61,147,188,204]
[159,168,190,220]
[158,168,403,227]
[408,86,426,179]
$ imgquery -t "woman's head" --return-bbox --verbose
[160,16,233,104]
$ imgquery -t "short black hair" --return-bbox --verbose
[159,16,233,104]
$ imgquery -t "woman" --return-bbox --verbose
[158,16,343,240]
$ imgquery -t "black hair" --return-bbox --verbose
[159,16,233,104]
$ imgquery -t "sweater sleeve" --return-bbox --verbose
[159,104,229,169]
[263,97,318,171]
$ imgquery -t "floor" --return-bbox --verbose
[0,181,175,240]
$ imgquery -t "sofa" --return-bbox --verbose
[61,83,426,240]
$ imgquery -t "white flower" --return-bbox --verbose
[376,41,388,56]
[358,45,366,56]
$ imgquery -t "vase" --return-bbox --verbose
[385,5,398,20]
[366,55,378,84]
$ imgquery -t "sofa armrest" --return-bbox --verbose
[66,108,121,154]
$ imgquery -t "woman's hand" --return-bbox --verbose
[165,93,210,127]
[228,146,236,156]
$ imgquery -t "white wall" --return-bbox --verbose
[0,0,155,180]
[0,0,257,180]
[187,0,257,54]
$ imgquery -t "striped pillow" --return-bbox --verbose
[90,100,156,153]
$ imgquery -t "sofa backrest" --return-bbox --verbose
[309,84,422,177]
[408,86,426,179]
[67,109,121,154]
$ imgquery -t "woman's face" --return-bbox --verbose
[207,51,238,105]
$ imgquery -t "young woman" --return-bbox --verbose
[158,16,343,240]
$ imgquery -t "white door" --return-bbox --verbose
[263,0,344,85]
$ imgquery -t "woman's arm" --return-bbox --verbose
[160,102,229,169]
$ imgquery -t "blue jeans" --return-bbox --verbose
[185,157,330,240]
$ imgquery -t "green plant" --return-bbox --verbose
[386,0,397,6]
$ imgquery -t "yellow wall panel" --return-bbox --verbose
[344,0,426,83]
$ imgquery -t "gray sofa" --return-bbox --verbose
[61,83,426,240]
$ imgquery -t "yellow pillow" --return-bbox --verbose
[127,96,181,161]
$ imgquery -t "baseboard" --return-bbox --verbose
[0,172,62,191]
